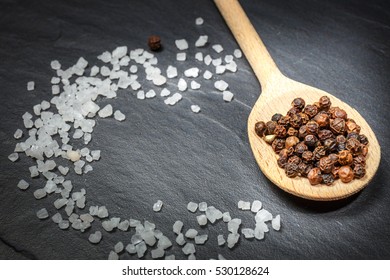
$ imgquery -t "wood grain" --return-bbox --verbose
[215,0,381,200]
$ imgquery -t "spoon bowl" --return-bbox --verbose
[215,0,381,200]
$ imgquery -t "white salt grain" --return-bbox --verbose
[222,212,232,222]
[166,65,178,78]
[175,233,186,246]
[198,202,207,211]
[217,234,226,246]
[196,214,207,226]
[165,254,175,260]
[145,89,156,99]
[175,39,189,50]
[58,220,70,230]
[187,201,198,212]
[157,236,172,250]
[227,233,240,249]
[191,105,201,113]
[214,80,229,91]
[108,251,119,260]
[27,81,35,91]
[176,53,187,61]
[151,248,165,259]
[36,208,49,219]
[223,91,234,102]
[160,88,171,97]
[182,243,195,255]
[178,78,188,91]
[50,60,61,70]
[228,218,242,233]
[141,230,156,246]
[14,129,23,139]
[272,214,281,231]
[114,241,124,253]
[114,110,126,121]
[238,200,250,210]
[195,234,208,245]
[195,17,204,25]
[212,44,224,53]
[256,209,273,223]
[251,200,262,213]
[67,150,81,162]
[195,35,208,47]
[118,220,130,231]
[51,85,60,95]
[89,231,102,244]
[136,241,147,258]
[205,206,223,223]
[8,153,19,162]
[204,55,212,65]
[195,52,203,61]
[98,104,113,118]
[215,65,226,74]
[126,244,136,254]
[51,213,62,224]
[164,93,182,105]
[17,179,29,190]
[184,67,199,78]
[33,189,46,199]
[203,70,213,80]
[185,229,198,239]
[212,57,222,66]
[153,200,163,212]
[40,100,50,110]
[173,220,183,234]
[190,81,201,90]
[242,228,255,239]
[234,49,243,58]
[137,90,145,100]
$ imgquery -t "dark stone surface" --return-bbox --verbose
[0,0,389,260]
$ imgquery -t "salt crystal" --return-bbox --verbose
[227,233,240,249]
[17,179,29,190]
[80,213,93,223]
[222,212,232,222]
[145,89,156,98]
[157,236,172,249]
[114,241,124,253]
[141,230,156,246]
[175,39,189,50]
[254,224,265,240]
[182,243,195,255]
[205,206,223,223]
[137,90,145,100]
[173,220,183,234]
[97,206,109,218]
[176,53,186,61]
[52,85,60,95]
[234,49,243,58]
[272,214,281,231]
[51,213,62,224]
[195,52,203,61]
[226,61,238,72]
[131,81,141,90]
[214,80,229,91]
[84,164,93,174]
[195,35,208,47]
[152,75,167,86]
[195,234,208,245]
[129,219,141,228]
[238,200,250,210]
[14,129,23,139]
[185,229,198,239]
[184,67,199,78]
[151,248,165,259]
[198,202,207,211]
[27,81,35,91]
[212,58,222,66]
[190,81,201,90]
[91,150,101,161]
[212,44,224,53]
[114,110,126,121]
[98,104,113,118]
[242,228,255,239]
[224,55,234,63]
[251,200,262,213]
[178,78,188,91]
[36,208,49,219]
[228,218,242,233]
[160,88,171,97]
[165,254,175,260]
[153,200,163,212]
[136,241,147,258]
[191,105,201,113]
[73,129,83,139]
[44,180,57,194]
[204,55,212,65]
[131,234,143,245]
[218,254,226,260]
[223,91,234,102]
[126,244,136,254]
[203,70,213,80]
[33,189,47,199]
[67,150,81,162]
[58,220,69,230]
[8,153,19,162]
[108,251,119,260]
[164,93,182,105]
[175,233,186,246]
[187,201,198,212]
[256,209,273,223]
[195,17,204,25]
[217,234,226,246]
[50,60,61,70]
[188,253,196,260]
[166,65,178,78]
[89,231,102,244]
[118,220,130,231]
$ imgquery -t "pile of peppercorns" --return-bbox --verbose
[254,96,368,186]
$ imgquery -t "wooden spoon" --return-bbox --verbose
[214,0,381,200]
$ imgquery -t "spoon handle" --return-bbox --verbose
[214,0,282,89]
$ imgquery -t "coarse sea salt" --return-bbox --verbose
[175,39,189,50]
[27,81,35,91]
[176,53,187,61]
[191,105,201,113]
[195,17,204,25]
[195,35,208,47]
[153,200,163,212]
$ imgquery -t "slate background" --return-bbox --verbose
[0,0,389,260]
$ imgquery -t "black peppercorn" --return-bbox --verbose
[307,167,322,185]
[278,116,291,127]
[287,127,298,137]
[319,96,331,110]
[295,142,308,155]
[313,112,329,128]
[323,138,337,152]
[291,97,305,110]
[274,125,287,138]
[353,164,366,179]
[346,138,362,155]
[285,136,300,149]
[358,134,369,145]
[285,162,299,178]
[336,134,346,144]
[330,118,346,134]
[313,146,327,161]
[255,121,266,137]
[271,113,283,122]
[287,107,301,117]
[304,105,318,118]
[319,156,333,173]
[297,162,311,177]
[322,173,335,186]
[306,121,319,135]
[298,125,308,139]
[148,35,162,51]
[346,119,361,133]
[301,151,314,163]
[289,114,303,128]
[266,121,277,135]
[299,112,310,124]
[353,154,366,167]
[338,150,353,165]
[304,134,318,147]
[272,138,286,153]
[318,129,334,141]
[331,107,348,120]
[338,165,354,183]
[288,155,302,165]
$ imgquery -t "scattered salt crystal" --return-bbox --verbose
[36,208,49,219]
[195,234,208,245]
[50,60,61,70]
[175,39,189,50]
[89,231,102,244]
[212,58,222,66]
[217,234,226,246]
[137,90,145,100]
[227,233,240,249]
[73,129,83,139]
[91,150,101,161]
[176,53,187,61]
[190,81,201,90]
[118,220,130,231]
[187,202,198,212]
[198,202,207,212]
[204,55,212,65]
[51,85,60,95]
[33,189,46,199]
[151,248,165,259]
[226,61,238,72]
[191,105,201,113]
[184,67,200,78]
[205,206,223,223]
[114,110,126,121]
[58,220,70,230]
[165,254,175,260]
[114,241,124,253]
[182,243,195,255]
[166,65,178,78]
[126,244,136,254]
[97,206,109,218]
[173,220,183,234]
[223,91,234,102]
[224,55,234,63]
[136,241,147,258]
[98,104,113,118]
[152,75,167,86]
[214,80,229,91]
[222,212,232,222]
[215,65,226,74]
[141,230,156,246]
[157,236,172,250]
[17,179,29,190]
[175,233,186,246]
[228,218,242,233]
[242,228,255,239]
[185,229,198,239]
[44,180,57,194]
[238,200,250,210]
[8,153,19,162]
[67,150,81,162]
[84,164,93,174]
[212,44,224,53]
[254,224,265,240]
[256,209,273,223]
[195,35,208,47]
[195,52,203,61]
[164,93,182,105]
[251,200,262,213]
[234,49,243,58]
[203,70,213,80]
[108,251,119,260]
[40,100,50,110]
[177,78,188,92]
[51,213,62,224]
[14,129,23,139]
[27,81,35,91]
[145,89,156,99]
[153,200,163,212]
[131,234,143,244]
[195,17,204,25]
[272,215,281,231]
[160,88,171,97]
[131,81,141,90]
